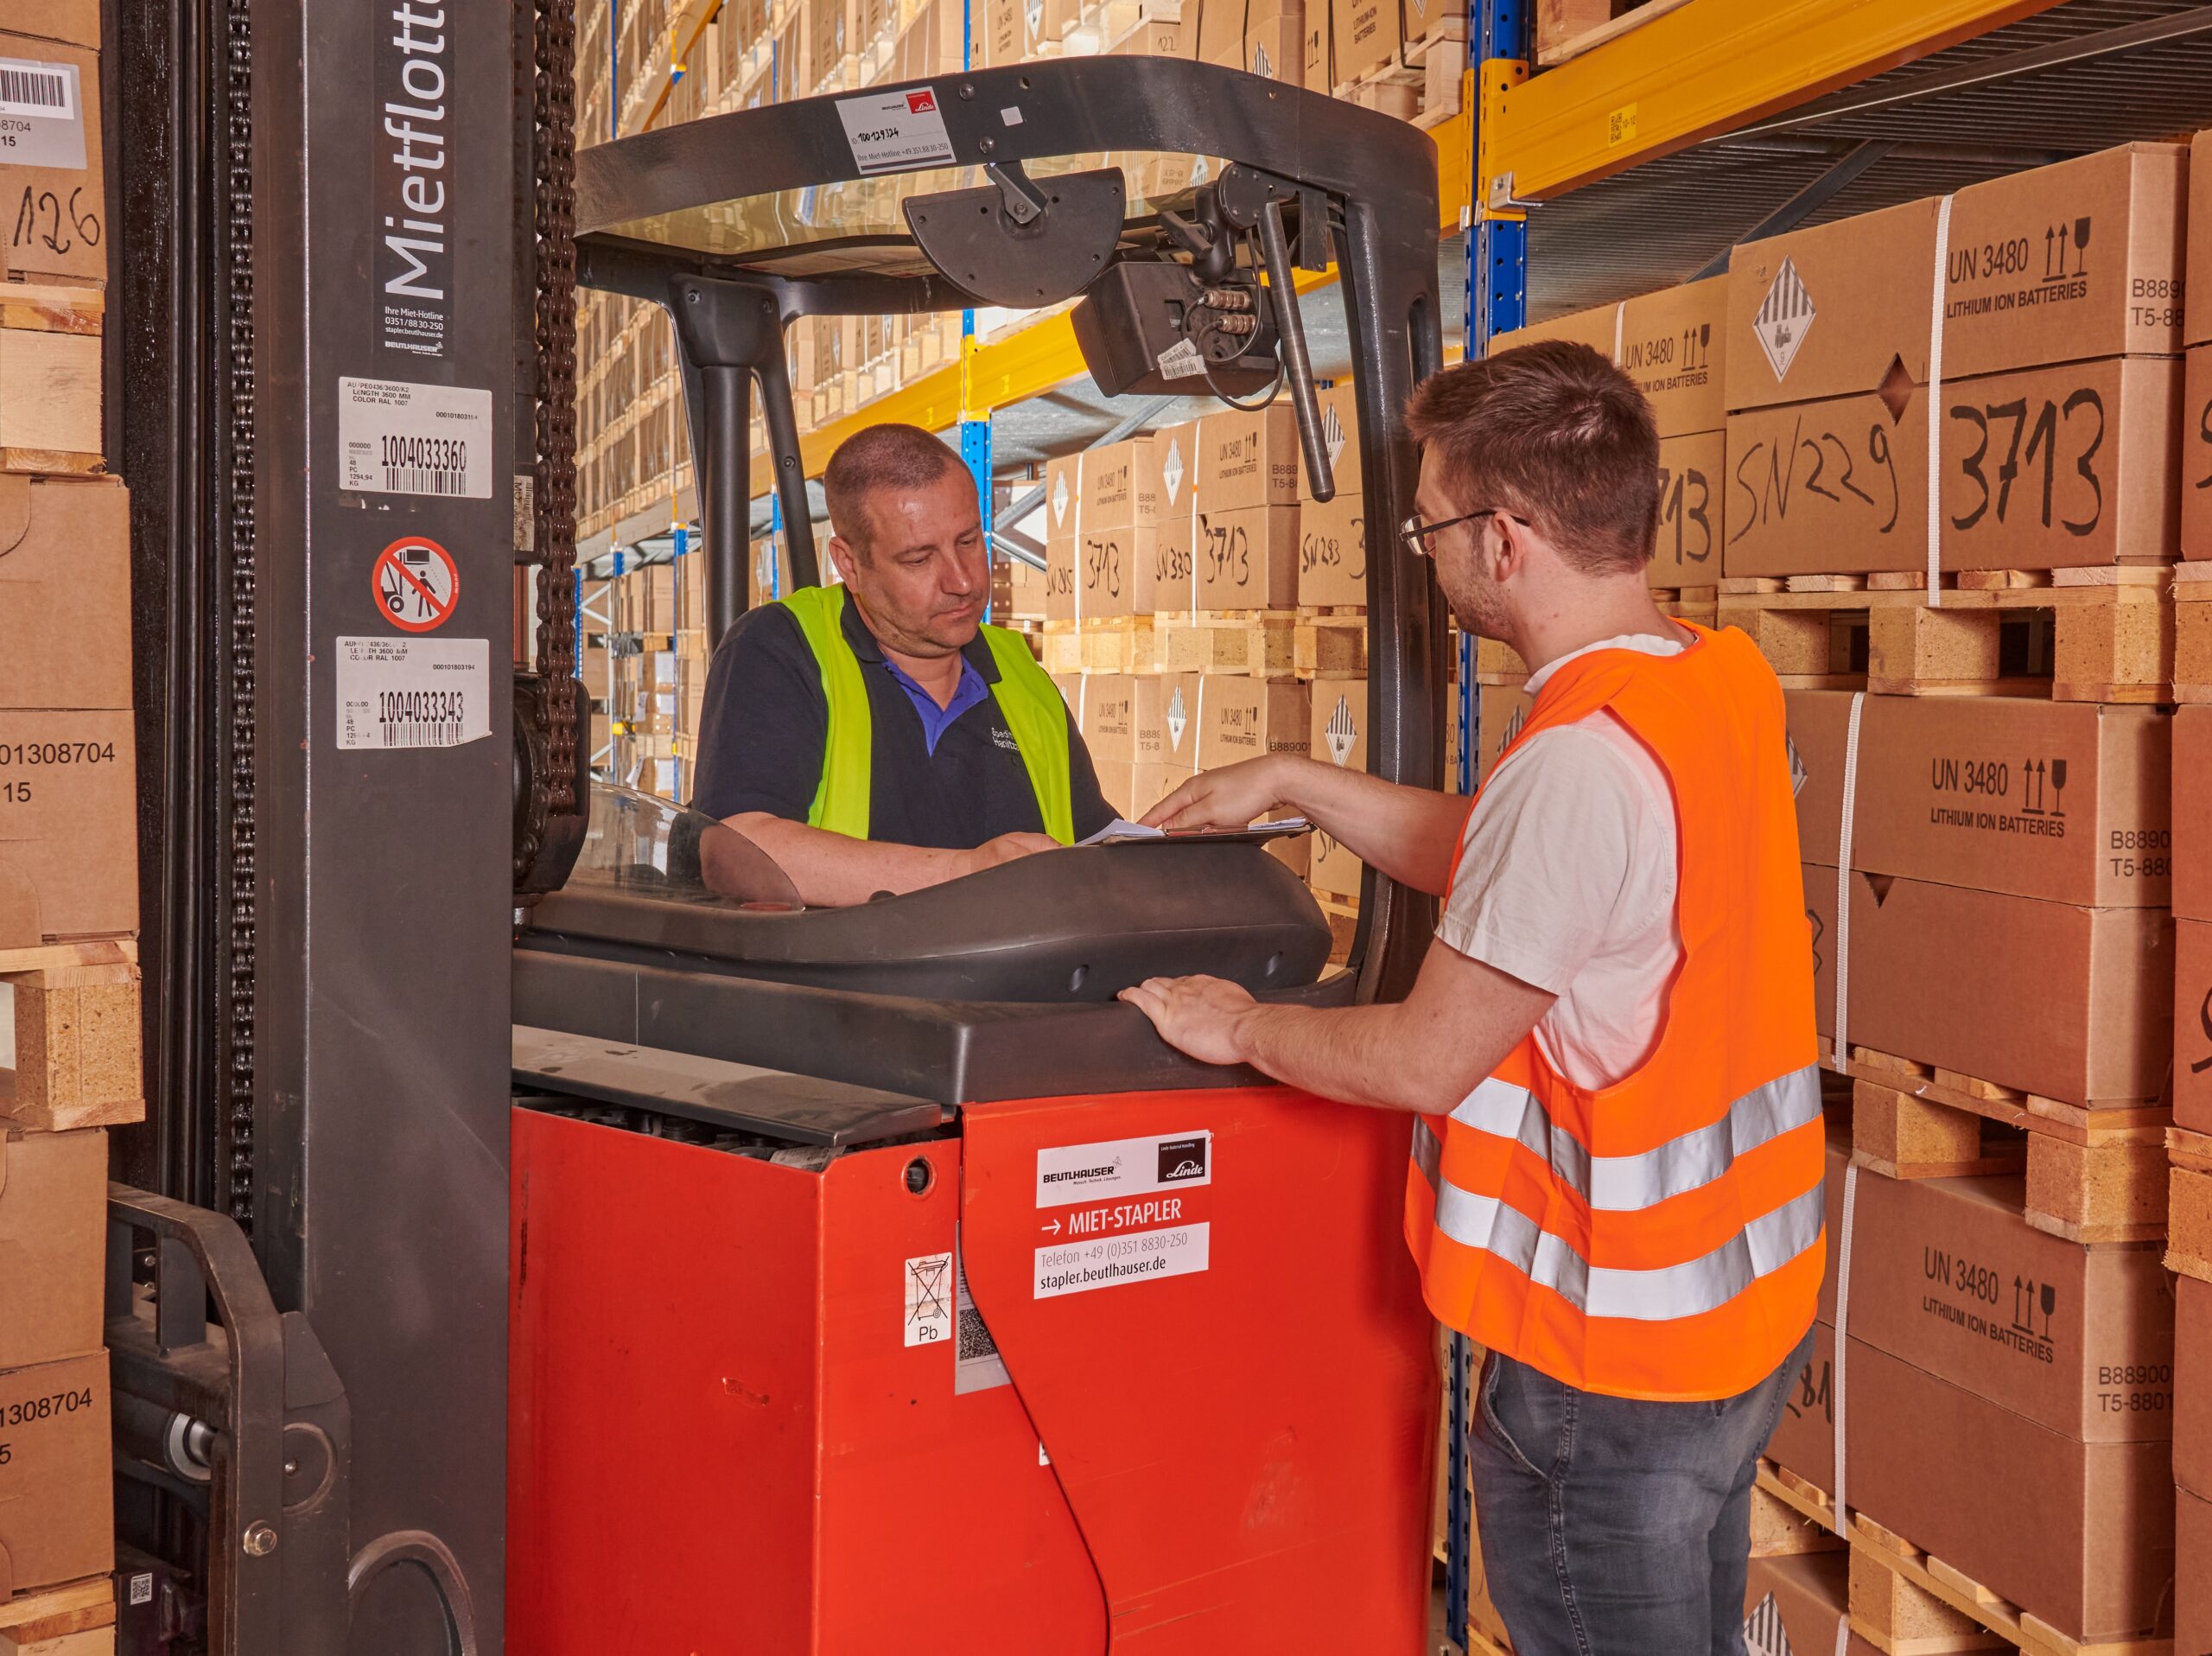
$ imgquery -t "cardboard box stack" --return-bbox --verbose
[1747,185,2186,1654]
[0,3,125,1641]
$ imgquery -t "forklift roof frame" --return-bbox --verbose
[570,57,1449,1002]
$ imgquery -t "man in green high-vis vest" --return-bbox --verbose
[692,424,1118,907]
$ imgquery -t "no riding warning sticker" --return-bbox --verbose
[373,534,461,633]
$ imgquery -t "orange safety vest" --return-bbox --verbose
[1404,623,1825,1403]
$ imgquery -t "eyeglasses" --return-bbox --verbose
[1397,507,1522,557]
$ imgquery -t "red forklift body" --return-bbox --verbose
[508,1084,1436,1653]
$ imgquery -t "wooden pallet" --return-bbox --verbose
[1295,608,1367,679]
[1717,568,2171,703]
[1470,635,1527,686]
[1155,612,1298,678]
[1828,1044,2167,1243]
[1751,1463,2168,1656]
[2,938,145,1131]
[2166,1128,2212,1284]
[0,1573,117,1646]
[2177,562,2210,704]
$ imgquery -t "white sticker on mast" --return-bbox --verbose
[1926,195,1955,609]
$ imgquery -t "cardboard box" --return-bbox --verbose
[1296,487,1367,608]
[0,0,99,47]
[1309,680,1366,898]
[1742,1553,1867,1656]
[1803,864,2171,1105]
[0,710,137,948]
[1092,757,1137,818]
[0,1350,111,1598]
[2179,1484,2212,1656]
[1195,503,1299,610]
[1079,439,1139,530]
[1727,145,2186,413]
[0,477,129,710]
[2180,919,2212,1135]
[1332,0,1401,83]
[1498,277,1726,438]
[1078,522,1160,618]
[1475,682,1533,785]
[1130,761,1193,820]
[1110,16,1192,56]
[1197,404,1300,513]
[1196,0,1247,64]
[1786,691,2173,908]
[1847,1166,2174,1442]
[1198,677,1308,770]
[1845,1336,2171,1643]
[2183,343,2212,560]
[1135,672,1202,769]
[1313,382,1363,494]
[1303,8,1332,91]
[0,1128,103,1371]
[1494,285,1726,589]
[2183,128,2212,348]
[1723,354,2181,579]
[1079,672,1136,763]
[1651,429,1725,589]
[1243,0,1301,81]
[2178,706,2212,923]
[0,33,103,286]
[0,285,101,461]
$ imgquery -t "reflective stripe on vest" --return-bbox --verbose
[1404,623,1826,1403]
[1446,1067,1821,1213]
[778,583,1077,844]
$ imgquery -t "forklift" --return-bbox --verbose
[103,4,1452,1648]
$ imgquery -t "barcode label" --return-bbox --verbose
[334,637,490,752]
[339,378,493,499]
[0,63,69,119]
[384,464,467,496]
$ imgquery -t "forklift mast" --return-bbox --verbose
[106,3,1446,1647]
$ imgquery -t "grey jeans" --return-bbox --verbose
[1469,1328,1814,1656]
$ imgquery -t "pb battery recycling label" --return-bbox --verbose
[1033,1131,1211,1298]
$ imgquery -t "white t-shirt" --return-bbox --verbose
[1436,632,1688,1091]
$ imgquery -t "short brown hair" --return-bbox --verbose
[823,423,963,552]
[1404,339,1659,576]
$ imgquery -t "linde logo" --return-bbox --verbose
[906,88,938,113]
[1156,1137,1208,1183]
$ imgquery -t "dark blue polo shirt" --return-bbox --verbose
[689,595,1116,850]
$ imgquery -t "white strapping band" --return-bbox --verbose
[1925,196,1955,608]
[1073,453,1087,627]
[1611,302,1624,366]
[1832,691,1866,1060]
[1188,457,1202,622]
[1832,1162,1860,1525]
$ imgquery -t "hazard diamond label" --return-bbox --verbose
[1751,256,1815,383]
[1052,470,1071,526]
[1742,1591,1794,1656]
[1166,685,1188,754]
[1324,693,1358,766]
[1322,403,1346,470]
[1161,436,1185,504]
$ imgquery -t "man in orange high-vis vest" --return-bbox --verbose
[1122,340,1823,1655]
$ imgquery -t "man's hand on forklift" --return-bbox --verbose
[1142,755,1300,831]
[1118,973,1257,1066]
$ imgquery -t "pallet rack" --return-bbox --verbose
[1447,2,2212,1647]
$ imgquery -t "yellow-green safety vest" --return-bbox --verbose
[778,583,1076,844]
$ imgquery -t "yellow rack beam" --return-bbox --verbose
[1481,0,2063,203]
